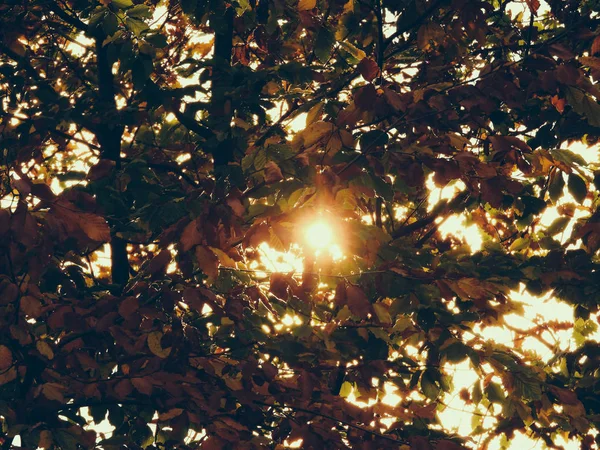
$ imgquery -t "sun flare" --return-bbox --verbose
[304,220,334,251]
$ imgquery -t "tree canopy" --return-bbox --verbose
[1,0,600,448]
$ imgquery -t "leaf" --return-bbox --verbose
[180,219,203,252]
[195,246,219,281]
[264,161,284,184]
[339,381,353,398]
[357,57,380,81]
[112,0,133,7]
[36,341,54,360]
[41,382,66,402]
[159,408,184,421]
[38,430,53,450]
[548,172,565,203]
[125,17,149,37]
[79,213,111,242]
[568,173,587,203]
[314,27,335,64]
[360,130,388,150]
[485,382,505,403]
[509,237,531,252]
[421,371,441,400]
[127,4,152,18]
[373,303,391,324]
[564,86,600,127]
[525,0,540,14]
[298,0,316,10]
[148,331,172,358]
[345,284,371,318]
[546,216,570,236]
[118,296,139,319]
[0,345,12,371]
[131,377,153,395]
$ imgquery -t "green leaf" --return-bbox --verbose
[485,381,505,404]
[472,381,483,404]
[564,86,600,127]
[548,172,565,203]
[112,0,134,8]
[545,216,570,236]
[567,173,587,203]
[254,148,267,170]
[180,0,198,14]
[314,28,335,64]
[550,149,588,167]
[125,17,149,37]
[443,342,469,363]
[360,130,388,150]
[127,4,153,18]
[421,370,441,400]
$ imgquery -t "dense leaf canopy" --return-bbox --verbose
[1,0,600,448]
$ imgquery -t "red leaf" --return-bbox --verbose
[593,36,600,56]
[180,218,203,252]
[147,249,172,275]
[118,296,139,319]
[345,284,371,318]
[525,0,540,14]
[357,57,380,82]
[131,376,153,395]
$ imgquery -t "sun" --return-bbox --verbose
[304,220,334,251]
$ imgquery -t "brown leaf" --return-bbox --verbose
[118,296,139,319]
[88,159,116,180]
[0,345,13,371]
[270,273,290,299]
[357,57,380,82]
[114,379,133,398]
[80,213,111,242]
[345,284,371,318]
[195,246,219,281]
[264,161,284,184]
[180,218,203,252]
[147,249,172,276]
[20,295,43,318]
[38,430,53,450]
[159,408,184,421]
[41,382,66,402]
[132,376,153,395]
[436,440,466,450]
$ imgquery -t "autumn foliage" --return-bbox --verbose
[1,0,600,449]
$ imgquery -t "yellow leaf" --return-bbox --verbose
[298,0,316,10]
[210,247,237,268]
[36,340,54,360]
[147,331,172,358]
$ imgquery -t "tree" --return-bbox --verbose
[1,0,599,448]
